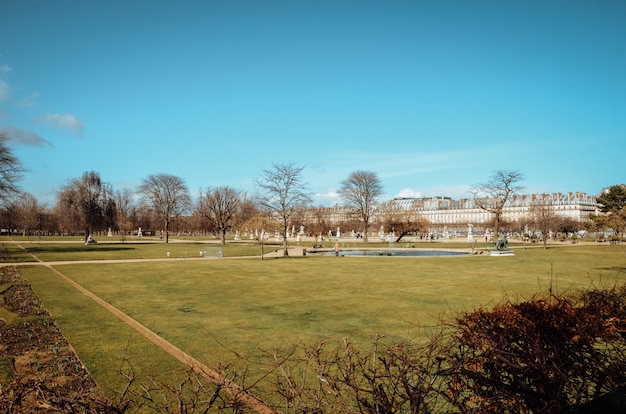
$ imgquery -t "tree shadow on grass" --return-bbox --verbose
[24,245,137,254]
[597,267,626,274]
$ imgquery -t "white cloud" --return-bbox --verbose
[34,113,85,138]
[395,188,422,198]
[3,125,53,147]
[312,188,340,206]
[0,64,11,75]
[0,80,9,102]
[17,92,40,108]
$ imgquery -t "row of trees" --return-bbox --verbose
[1,132,624,249]
[1,133,389,254]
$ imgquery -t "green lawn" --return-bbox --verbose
[0,238,276,261]
[17,243,626,401]
[0,236,492,262]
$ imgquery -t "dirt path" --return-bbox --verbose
[5,244,279,414]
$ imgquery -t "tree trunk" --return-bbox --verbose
[283,231,289,256]
[493,213,501,240]
[220,228,226,245]
[164,219,169,243]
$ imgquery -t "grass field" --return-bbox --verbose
[1,236,271,261]
[11,240,626,401]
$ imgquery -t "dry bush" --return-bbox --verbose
[448,287,626,413]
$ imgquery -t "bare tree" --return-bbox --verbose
[306,206,332,238]
[471,169,524,239]
[254,163,310,256]
[0,131,24,205]
[338,170,383,242]
[114,188,135,235]
[56,171,115,239]
[530,196,559,249]
[138,174,191,243]
[240,212,279,260]
[235,193,259,231]
[15,193,44,237]
[197,186,242,245]
[1,194,42,237]
[380,199,429,242]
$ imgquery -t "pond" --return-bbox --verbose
[313,249,470,257]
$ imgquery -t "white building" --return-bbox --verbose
[299,192,599,236]
[383,192,600,227]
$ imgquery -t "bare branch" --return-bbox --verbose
[254,163,310,256]
[0,131,25,204]
[472,169,524,237]
[138,174,191,243]
[338,170,383,242]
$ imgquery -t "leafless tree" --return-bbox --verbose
[114,188,135,233]
[471,169,524,239]
[235,194,260,231]
[13,193,44,237]
[133,204,159,236]
[306,206,332,238]
[0,201,19,234]
[56,171,115,239]
[239,212,280,260]
[254,163,310,256]
[530,196,560,249]
[338,170,383,242]
[380,199,429,242]
[0,131,24,205]
[138,174,191,243]
[197,186,242,245]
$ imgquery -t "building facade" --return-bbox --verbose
[385,192,599,227]
[302,192,600,236]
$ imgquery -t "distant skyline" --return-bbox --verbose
[1,0,624,206]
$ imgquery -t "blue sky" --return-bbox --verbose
[1,0,625,206]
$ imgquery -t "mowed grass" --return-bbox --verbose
[19,243,626,400]
[18,266,186,397]
[1,238,275,262]
[2,236,477,262]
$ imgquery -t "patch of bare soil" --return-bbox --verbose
[0,266,126,413]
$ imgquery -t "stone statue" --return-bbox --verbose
[496,235,508,250]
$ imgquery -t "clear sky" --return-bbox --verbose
[1,0,625,206]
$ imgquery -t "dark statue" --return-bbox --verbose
[496,235,508,250]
